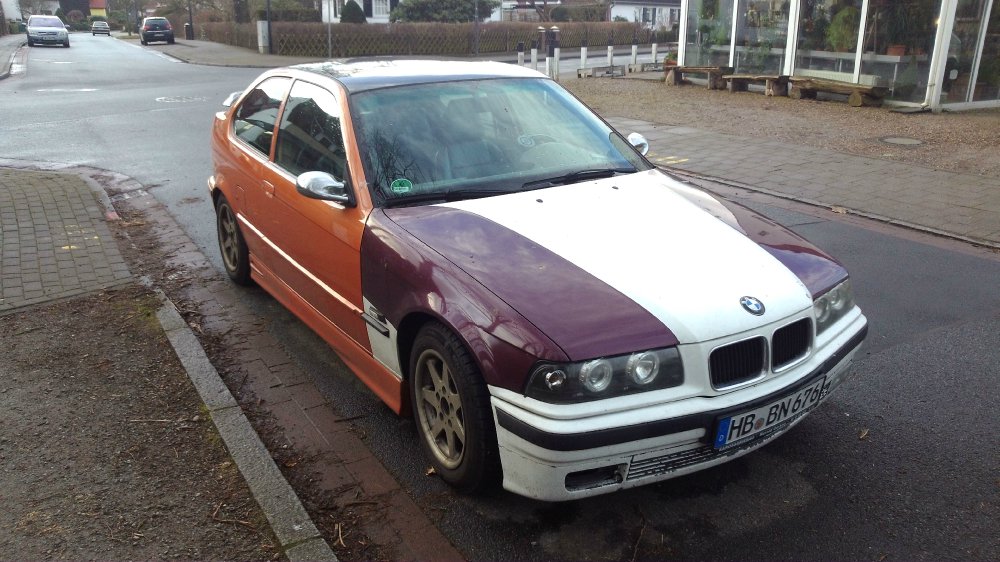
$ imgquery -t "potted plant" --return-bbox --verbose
[826,5,859,52]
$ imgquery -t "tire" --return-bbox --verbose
[409,322,499,493]
[27,39,33,47]
[140,39,147,45]
[63,41,70,48]
[167,38,174,44]
[215,194,252,285]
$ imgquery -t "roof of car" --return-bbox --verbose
[282,59,547,93]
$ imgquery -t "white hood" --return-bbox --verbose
[443,170,814,343]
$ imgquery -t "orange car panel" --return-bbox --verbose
[211,69,405,412]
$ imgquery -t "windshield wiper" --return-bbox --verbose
[382,187,519,208]
[521,168,634,190]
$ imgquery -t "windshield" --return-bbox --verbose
[29,16,64,27]
[351,78,651,207]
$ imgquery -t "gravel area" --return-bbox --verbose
[0,286,282,561]
[565,77,1000,178]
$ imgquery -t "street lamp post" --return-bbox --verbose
[265,0,273,54]
[473,0,480,56]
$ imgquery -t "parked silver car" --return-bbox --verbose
[91,21,111,36]
[26,15,70,48]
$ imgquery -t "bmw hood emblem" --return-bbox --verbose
[740,296,765,316]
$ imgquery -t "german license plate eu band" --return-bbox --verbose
[714,376,827,450]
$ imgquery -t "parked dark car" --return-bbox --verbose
[139,17,174,45]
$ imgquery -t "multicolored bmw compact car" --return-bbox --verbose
[209,60,868,501]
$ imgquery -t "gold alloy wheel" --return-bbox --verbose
[414,348,467,470]
[217,203,240,273]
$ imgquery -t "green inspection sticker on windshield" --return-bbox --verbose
[390,178,413,194]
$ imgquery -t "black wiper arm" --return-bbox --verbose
[382,188,517,208]
[522,168,634,190]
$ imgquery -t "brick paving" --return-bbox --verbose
[606,116,1000,247]
[0,169,131,312]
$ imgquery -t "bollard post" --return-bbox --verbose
[631,43,638,65]
[551,26,560,81]
[531,39,538,71]
[580,41,588,72]
[517,41,525,66]
[651,43,658,63]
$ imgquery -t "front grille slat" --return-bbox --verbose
[772,318,812,370]
[709,336,766,388]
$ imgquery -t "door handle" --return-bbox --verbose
[262,180,275,198]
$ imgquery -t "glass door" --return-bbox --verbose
[945,0,998,103]
[684,0,735,66]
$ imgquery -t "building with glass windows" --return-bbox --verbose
[678,0,1000,110]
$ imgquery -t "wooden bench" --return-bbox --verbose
[722,74,789,96]
[628,61,665,74]
[592,65,626,78]
[788,76,890,107]
[664,65,735,90]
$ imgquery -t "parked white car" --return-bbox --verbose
[26,15,69,48]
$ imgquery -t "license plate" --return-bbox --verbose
[714,376,827,450]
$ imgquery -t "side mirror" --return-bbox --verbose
[627,132,649,156]
[221,91,243,108]
[296,171,354,207]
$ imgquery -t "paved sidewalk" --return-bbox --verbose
[0,169,131,311]
[606,116,1000,247]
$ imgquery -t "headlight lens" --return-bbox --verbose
[526,347,683,403]
[814,279,855,334]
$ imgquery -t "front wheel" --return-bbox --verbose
[409,322,499,493]
[215,193,251,285]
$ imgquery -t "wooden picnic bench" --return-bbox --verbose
[721,74,789,96]
[787,76,890,107]
[664,65,735,90]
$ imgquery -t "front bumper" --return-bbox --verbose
[490,311,867,501]
[28,33,67,44]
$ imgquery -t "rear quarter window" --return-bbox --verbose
[232,77,292,158]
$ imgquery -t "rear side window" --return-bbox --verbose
[274,81,347,180]
[233,77,291,158]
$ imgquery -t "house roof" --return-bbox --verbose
[90,0,107,9]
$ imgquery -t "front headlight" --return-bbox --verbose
[814,279,855,334]
[526,347,684,403]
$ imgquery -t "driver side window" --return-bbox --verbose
[274,81,348,181]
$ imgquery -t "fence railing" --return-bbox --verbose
[200,21,676,58]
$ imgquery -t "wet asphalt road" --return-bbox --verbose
[2,35,997,561]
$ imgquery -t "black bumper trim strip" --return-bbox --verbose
[497,323,868,452]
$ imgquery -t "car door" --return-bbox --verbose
[224,76,291,261]
[255,79,371,350]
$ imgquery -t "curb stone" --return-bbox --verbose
[156,292,338,561]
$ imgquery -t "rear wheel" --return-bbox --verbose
[215,193,251,285]
[409,322,499,493]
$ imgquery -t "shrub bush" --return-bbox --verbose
[341,0,367,24]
